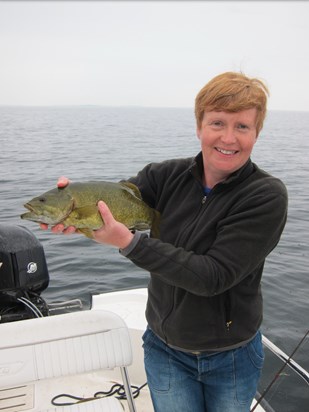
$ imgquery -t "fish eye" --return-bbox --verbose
[39,197,46,203]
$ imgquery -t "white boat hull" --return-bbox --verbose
[0,287,265,412]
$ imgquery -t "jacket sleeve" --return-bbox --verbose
[120,175,288,297]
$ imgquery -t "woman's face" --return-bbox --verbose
[197,108,258,188]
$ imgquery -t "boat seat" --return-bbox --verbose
[0,309,137,412]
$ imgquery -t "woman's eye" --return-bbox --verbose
[211,121,223,127]
[237,123,248,130]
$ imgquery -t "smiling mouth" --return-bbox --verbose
[215,147,238,155]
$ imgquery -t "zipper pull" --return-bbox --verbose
[226,320,232,331]
[201,196,207,204]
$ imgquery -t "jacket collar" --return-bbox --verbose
[190,151,254,191]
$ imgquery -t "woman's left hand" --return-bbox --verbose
[92,201,134,249]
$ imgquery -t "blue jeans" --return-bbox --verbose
[142,328,264,412]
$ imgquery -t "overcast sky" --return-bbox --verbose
[0,1,308,111]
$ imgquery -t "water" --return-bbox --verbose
[0,106,308,410]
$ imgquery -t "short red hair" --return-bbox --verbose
[195,72,269,135]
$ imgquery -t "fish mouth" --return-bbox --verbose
[22,201,73,226]
[21,203,39,220]
[23,203,36,213]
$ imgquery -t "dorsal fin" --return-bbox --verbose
[120,181,142,199]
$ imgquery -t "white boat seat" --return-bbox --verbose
[0,309,137,412]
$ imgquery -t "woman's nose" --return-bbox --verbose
[220,127,236,144]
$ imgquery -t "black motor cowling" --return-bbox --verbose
[0,224,49,322]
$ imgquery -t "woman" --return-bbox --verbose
[45,72,288,412]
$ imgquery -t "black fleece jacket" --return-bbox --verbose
[121,152,288,351]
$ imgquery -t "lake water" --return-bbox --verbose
[0,106,308,411]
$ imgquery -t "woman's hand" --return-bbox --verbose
[92,201,134,249]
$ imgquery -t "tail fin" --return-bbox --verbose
[150,210,161,239]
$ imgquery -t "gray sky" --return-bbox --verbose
[0,1,308,111]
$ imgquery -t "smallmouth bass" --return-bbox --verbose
[21,181,160,239]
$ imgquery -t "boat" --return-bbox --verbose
[0,225,308,412]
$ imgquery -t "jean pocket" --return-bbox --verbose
[246,331,265,370]
[142,327,157,360]
[142,328,171,392]
[234,332,265,405]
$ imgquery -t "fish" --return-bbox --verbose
[21,181,160,239]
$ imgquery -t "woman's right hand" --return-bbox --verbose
[57,176,70,188]
[40,177,77,234]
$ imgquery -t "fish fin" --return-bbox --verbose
[150,209,161,239]
[76,228,94,239]
[132,223,151,231]
[120,181,142,199]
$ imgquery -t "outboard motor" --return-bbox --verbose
[0,224,50,322]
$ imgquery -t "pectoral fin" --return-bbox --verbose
[76,228,95,239]
[73,204,97,219]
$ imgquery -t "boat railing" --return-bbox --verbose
[262,334,309,385]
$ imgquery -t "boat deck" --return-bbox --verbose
[0,288,268,412]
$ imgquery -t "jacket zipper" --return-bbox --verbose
[224,291,232,331]
[161,190,215,340]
